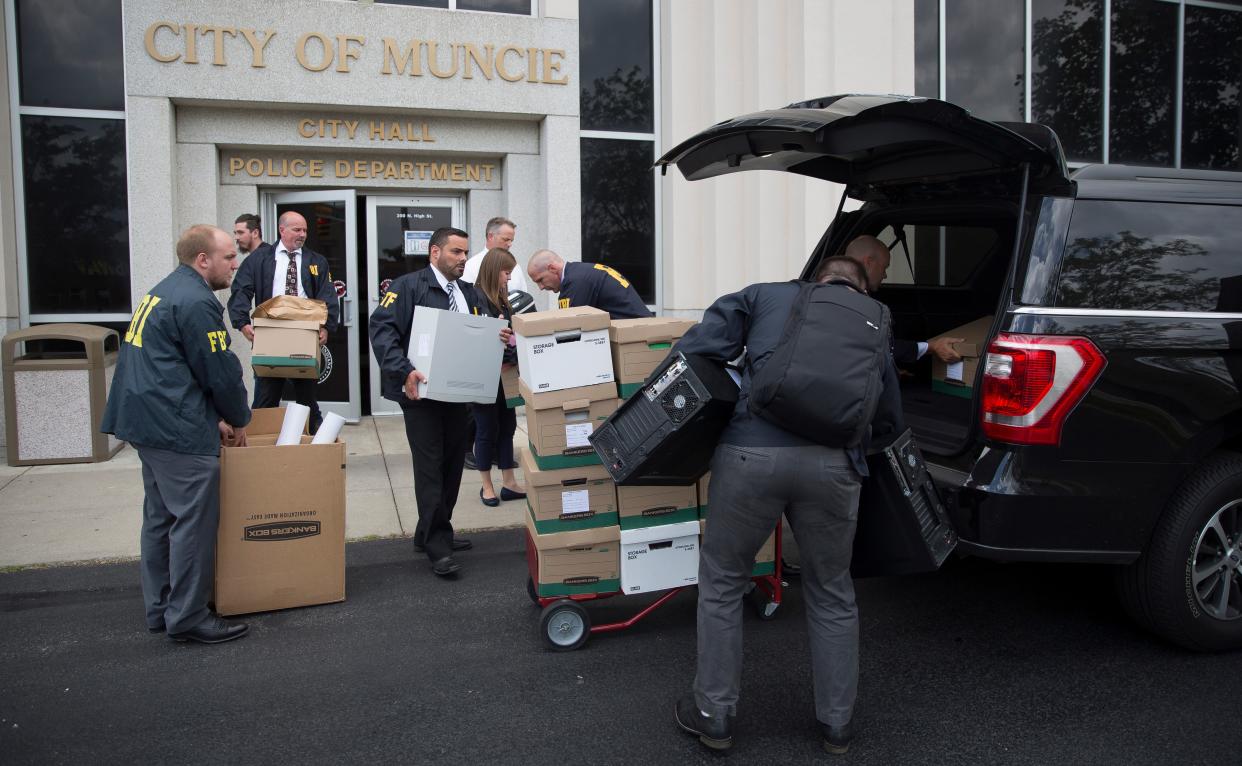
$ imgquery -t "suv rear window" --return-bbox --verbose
[1056,200,1242,312]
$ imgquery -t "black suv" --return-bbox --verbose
[657,94,1242,651]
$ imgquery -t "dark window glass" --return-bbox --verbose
[945,0,1025,122]
[879,224,1000,287]
[21,116,130,314]
[580,0,653,132]
[1182,5,1242,171]
[1032,0,1104,162]
[1057,201,1242,311]
[16,0,124,110]
[457,0,531,12]
[914,0,939,98]
[374,0,449,6]
[1109,0,1177,166]
[581,138,655,303]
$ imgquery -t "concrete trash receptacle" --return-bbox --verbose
[2,324,123,466]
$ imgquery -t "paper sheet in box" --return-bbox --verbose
[620,520,700,594]
[407,306,508,403]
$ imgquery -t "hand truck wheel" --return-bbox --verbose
[748,587,780,621]
[539,599,591,651]
[526,576,540,605]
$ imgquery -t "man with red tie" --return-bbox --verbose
[228,211,340,433]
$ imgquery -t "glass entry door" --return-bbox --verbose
[366,195,465,416]
[266,190,361,421]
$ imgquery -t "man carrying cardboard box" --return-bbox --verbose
[668,257,903,755]
[369,227,513,578]
[228,211,340,433]
[101,224,252,645]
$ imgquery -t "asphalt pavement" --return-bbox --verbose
[0,531,1236,765]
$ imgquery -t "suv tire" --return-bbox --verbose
[1118,452,1242,651]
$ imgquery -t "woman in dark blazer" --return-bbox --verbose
[473,248,527,506]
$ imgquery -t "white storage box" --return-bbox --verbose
[407,306,508,403]
[620,520,701,594]
[512,306,614,394]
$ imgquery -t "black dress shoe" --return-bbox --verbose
[674,695,732,751]
[480,488,500,507]
[463,453,479,470]
[413,538,473,553]
[147,622,166,634]
[168,616,249,644]
[432,556,462,577]
[822,720,853,755]
[499,486,527,501]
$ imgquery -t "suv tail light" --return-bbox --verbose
[980,333,1106,446]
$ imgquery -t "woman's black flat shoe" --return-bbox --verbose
[500,487,527,501]
[480,488,500,507]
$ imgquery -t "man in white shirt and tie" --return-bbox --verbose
[227,211,340,433]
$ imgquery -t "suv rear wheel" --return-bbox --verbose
[1118,452,1242,651]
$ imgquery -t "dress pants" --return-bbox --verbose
[473,390,517,470]
[253,376,323,434]
[402,399,469,562]
[694,443,862,728]
[136,446,221,634]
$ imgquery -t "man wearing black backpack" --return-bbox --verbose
[671,257,903,756]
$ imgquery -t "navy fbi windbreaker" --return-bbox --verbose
[101,265,251,455]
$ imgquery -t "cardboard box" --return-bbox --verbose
[698,518,777,577]
[524,512,620,597]
[407,306,509,404]
[620,520,701,594]
[501,365,522,408]
[215,407,346,616]
[251,317,321,379]
[930,316,993,399]
[609,317,696,398]
[520,447,618,533]
[519,377,618,470]
[618,483,699,530]
[513,306,614,394]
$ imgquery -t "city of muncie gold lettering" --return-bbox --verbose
[143,21,569,85]
[225,156,497,183]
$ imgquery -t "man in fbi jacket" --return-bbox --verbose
[369,226,512,578]
[102,224,252,645]
[526,249,653,319]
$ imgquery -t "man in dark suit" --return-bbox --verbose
[228,211,340,433]
[369,227,513,578]
[844,235,962,366]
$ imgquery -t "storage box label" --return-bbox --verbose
[244,520,322,541]
[565,423,593,449]
[561,489,590,516]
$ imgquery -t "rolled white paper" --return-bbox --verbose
[276,402,311,446]
[311,412,345,445]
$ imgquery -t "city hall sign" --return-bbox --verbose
[142,21,570,85]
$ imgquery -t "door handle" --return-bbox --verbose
[343,296,355,328]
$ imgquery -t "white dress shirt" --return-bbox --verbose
[462,247,529,294]
[430,266,470,314]
[271,244,306,298]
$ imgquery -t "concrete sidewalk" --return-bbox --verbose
[0,414,530,568]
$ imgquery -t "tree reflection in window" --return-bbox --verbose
[1109,0,1178,166]
[1182,4,1242,171]
[580,139,654,303]
[1032,0,1103,163]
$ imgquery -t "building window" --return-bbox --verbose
[15,0,123,110]
[915,0,1242,169]
[1032,0,1104,163]
[579,0,657,305]
[10,0,129,322]
[20,117,130,314]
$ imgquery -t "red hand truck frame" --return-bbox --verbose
[526,525,784,651]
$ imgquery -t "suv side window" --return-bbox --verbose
[1057,200,1242,312]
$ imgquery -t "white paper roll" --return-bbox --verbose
[311,412,346,445]
[276,403,311,446]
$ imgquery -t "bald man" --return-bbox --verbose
[228,210,341,433]
[843,235,963,366]
[527,249,653,320]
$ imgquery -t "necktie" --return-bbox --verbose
[284,251,299,296]
[445,281,458,311]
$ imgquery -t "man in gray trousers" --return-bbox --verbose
[670,257,903,754]
[102,224,252,644]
